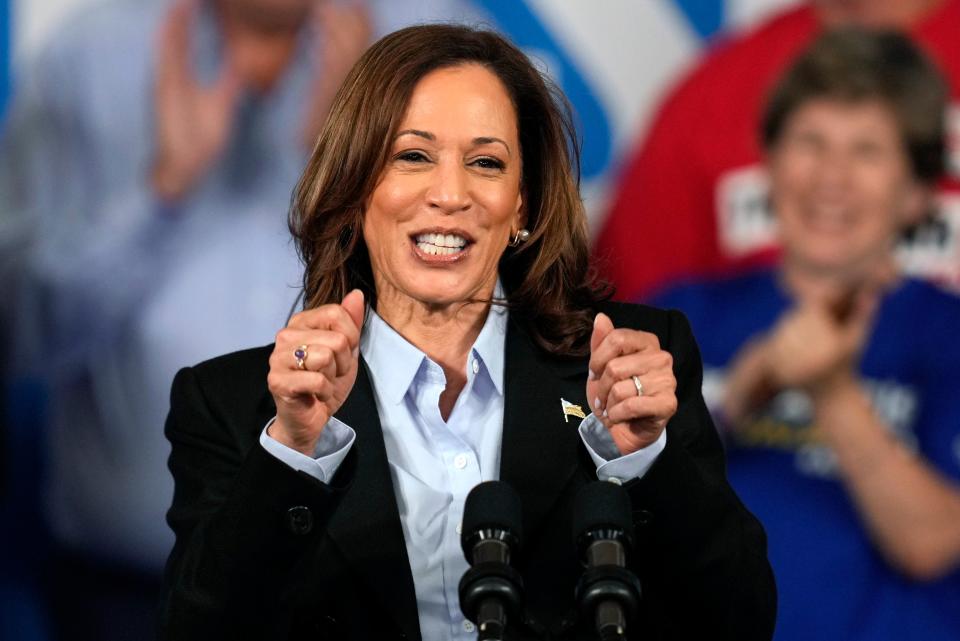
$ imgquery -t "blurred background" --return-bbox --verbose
[1,1,958,640]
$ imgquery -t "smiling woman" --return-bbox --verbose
[363,64,524,314]
[160,24,776,641]
[290,24,596,356]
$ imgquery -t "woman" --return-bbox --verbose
[160,25,775,640]
[653,29,960,641]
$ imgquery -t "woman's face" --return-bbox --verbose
[363,63,524,310]
[768,98,923,278]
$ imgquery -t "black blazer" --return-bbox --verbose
[159,302,776,640]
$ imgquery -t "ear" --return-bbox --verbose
[515,189,526,230]
[898,178,932,229]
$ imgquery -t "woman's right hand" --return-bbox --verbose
[267,290,366,455]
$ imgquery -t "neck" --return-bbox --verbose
[213,0,303,92]
[376,294,491,378]
[376,290,493,423]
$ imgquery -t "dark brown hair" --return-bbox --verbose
[289,24,609,356]
[762,27,947,183]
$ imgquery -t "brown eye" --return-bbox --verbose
[472,157,505,170]
[397,151,429,163]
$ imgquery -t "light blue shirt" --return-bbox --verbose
[262,295,667,641]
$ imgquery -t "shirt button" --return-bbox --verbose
[472,359,479,374]
[454,454,468,469]
[606,477,623,486]
[463,620,475,633]
[456,521,463,535]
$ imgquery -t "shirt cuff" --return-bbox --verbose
[259,416,356,483]
[578,414,667,483]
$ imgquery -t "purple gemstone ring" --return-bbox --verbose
[294,345,308,370]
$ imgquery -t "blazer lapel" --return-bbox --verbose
[326,358,422,641]
[499,319,591,542]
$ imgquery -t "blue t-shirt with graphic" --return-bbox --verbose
[653,269,960,641]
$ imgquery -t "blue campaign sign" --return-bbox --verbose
[673,0,725,40]
[474,0,612,181]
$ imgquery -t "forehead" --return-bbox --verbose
[230,0,314,13]
[784,97,902,139]
[398,64,519,140]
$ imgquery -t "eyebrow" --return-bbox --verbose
[394,130,512,156]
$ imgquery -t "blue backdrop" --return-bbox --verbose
[0,0,8,118]
[475,0,723,182]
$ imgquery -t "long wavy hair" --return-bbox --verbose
[289,24,610,356]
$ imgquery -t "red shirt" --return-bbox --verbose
[595,1,960,300]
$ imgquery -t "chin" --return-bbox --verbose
[409,280,490,308]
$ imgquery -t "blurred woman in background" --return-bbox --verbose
[654,28,960,641]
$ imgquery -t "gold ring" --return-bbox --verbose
[631,375,643,397]
[294,345,308,370]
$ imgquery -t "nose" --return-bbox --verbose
[426,158,472,214]
[812,147,853,194]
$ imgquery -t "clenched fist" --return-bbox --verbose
[587,312,678,455]
[267,289,365,455]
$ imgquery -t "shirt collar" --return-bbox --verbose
[359,281,509,404]
[473,282,508,397]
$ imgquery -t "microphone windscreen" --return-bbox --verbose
[461,481,523,552]
[572,481,633,544]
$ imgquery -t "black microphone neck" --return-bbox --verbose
[581,527,629,564]
[467,527,517,564]
[586,538,626,567]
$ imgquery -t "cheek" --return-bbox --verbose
[770,152,816,197]
[854,165,913,225]
[364,183,418,241]
[858,164,907,203]
[480,183,522,228]
[370,181,414,220]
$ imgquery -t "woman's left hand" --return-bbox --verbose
[587,313,678,455]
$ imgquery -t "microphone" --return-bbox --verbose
[458,481,524,641]
[573,481,642,641]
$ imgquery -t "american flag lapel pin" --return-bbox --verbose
[561,398,586,423]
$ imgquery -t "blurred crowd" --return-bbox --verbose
[1,1,958,640]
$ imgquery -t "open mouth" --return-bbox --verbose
[801,210,858,237]
[413,232,471,259]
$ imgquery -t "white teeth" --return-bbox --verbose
[414,232,468,255]
[416,242,462,255]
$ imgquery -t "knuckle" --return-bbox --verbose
[607,385,623,406]
[267,372,280,391]
[273,380,293,398]
[656,351,672,370]
[609,330,628,349]
[667,397,679,415]
[322,305,341,322]
[288,311,305,327]
[317,348,333,367]
[314,377,332,398]
[626,396,645,415]
[607,360,627,380]
[332,332,349,353]
[613,400,637,422]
